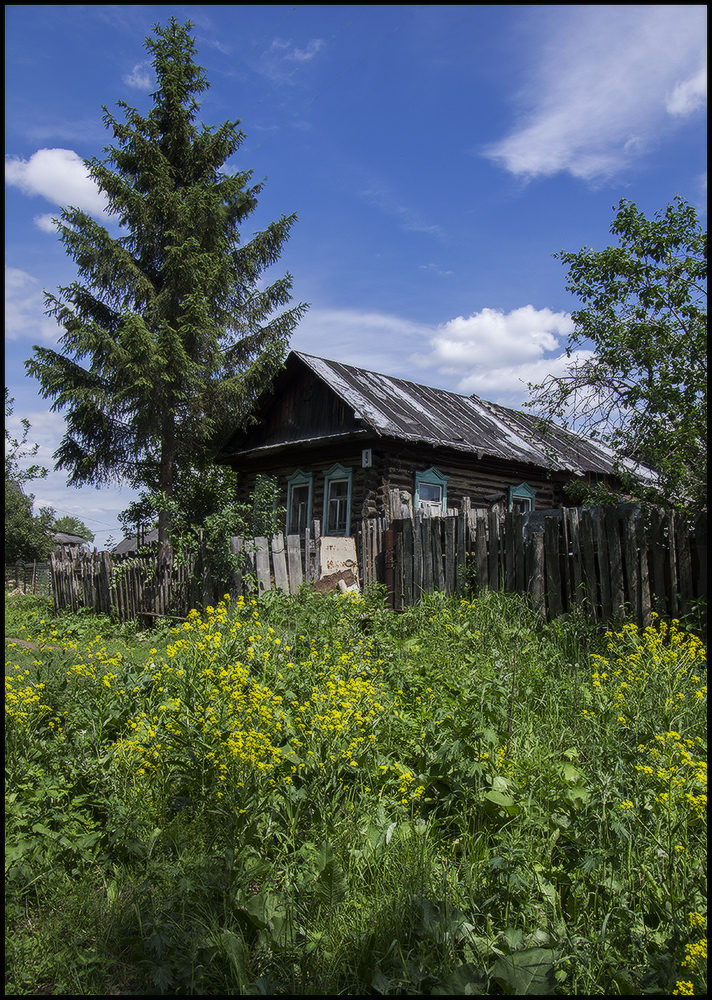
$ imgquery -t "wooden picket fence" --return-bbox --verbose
[389,502,706,625]
[48,532,321,621]
[47,503,706,626]
[229,532,319,596]
[49,548,202,622]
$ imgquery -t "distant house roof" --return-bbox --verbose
[51,531,90,546]
[220,351,653,480]
[112,527,159,556]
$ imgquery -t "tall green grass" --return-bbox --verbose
[5,588,707,995]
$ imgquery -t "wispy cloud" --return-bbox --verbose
[292,303,584,407]
[5,267,59,344]
[33,213,60,234]
[419,263,454,278]
[123,60,152,91]
[259,36,325,83]
[5,403,140,545]
[288,39,324,62]
[25,117,106,144]
[5,147,109,217]
[484,6,707,183]
[292,307,433,379]
[666,63,707,116]
[360,185,445,239]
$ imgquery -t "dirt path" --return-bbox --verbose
[5,637,63,651]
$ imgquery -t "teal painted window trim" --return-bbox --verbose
[323,462,353,535]
[508,482,537,512]
[286,469,313,535]
[414,467,450,512]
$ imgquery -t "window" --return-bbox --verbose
[414,467,450,513]
[286,470,313,535]
[508,482,537,513]
[323,463,353,535]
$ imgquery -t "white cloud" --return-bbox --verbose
[5,267,59,343]
[259,37,325,82]
[291,307,433,378]
[288,40,324,62]
[34,213,60,233]
[414,305,573,375]
[291,303,584,408]
[419,263,454,277]
[666,63,707,116]
[5,147,109,216]
[484,6,707,182]
[360,185,445,239]
[123,61,152,91]
[456,349,594,407]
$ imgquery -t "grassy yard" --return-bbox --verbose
[4,586,707,995]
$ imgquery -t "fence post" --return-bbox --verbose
[304,528,312,585]
[487,511,498,591]
[544,517,562,619]
[402,517,413,606]
[456,501,468,594]
[527,530,545,616]
[384,526,395,609]
[394,523,404,610]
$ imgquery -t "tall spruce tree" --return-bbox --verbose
[26,18,307,544]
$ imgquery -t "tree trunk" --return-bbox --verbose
[158,412,176,555]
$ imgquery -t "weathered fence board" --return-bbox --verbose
[387,503,706,626]
[475,514,488,593]
[47,503,705,628]
[544,517,562,619]
[596,508,612,621]
[402,518,414,605]
[271,534,290,593]
[422,516,433,594]
[488,511,499,592]
[528,530,545,616]
[622,509,640,622]
[286,535,302,593]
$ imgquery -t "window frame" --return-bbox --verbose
[286,469,314,536]
[323,463,353,536]
[414,467,450,513]
[508,481,537,513]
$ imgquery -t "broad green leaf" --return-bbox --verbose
[492,948,557,995]
[485,790,521,817]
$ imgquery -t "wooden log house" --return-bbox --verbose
[216,351,646,536]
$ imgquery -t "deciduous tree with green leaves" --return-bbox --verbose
[5,391,55,562]
[26,18,307,545]
[528,197,706,513]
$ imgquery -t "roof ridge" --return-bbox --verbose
[292,350,475,402]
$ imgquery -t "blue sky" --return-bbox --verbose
[5,4,707,547]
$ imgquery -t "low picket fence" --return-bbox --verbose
[46,503,706,627]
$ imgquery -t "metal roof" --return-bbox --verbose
[292,351,631,476]
[112,527,159,555]
[51,531,89,546]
